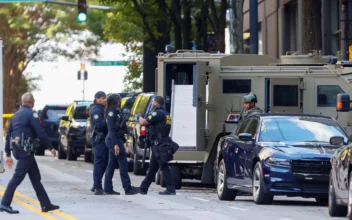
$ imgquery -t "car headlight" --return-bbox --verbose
[71,121,82,129]
[265,157,291,167]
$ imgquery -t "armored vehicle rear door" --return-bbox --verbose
[193,61,207,151]
[269,78,301,113]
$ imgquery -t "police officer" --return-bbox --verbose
[104,94,140,195]
[240,92,263,120]
[137,96,176,195]
[0,93,59,214]
[90,91,120,195]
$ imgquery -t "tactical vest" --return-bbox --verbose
[148,107,171,141]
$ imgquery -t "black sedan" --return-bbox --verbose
[329,135,352,218]
[215,114,348,205]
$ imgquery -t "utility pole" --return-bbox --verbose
[0,37,4,173]
[77,63,88,100]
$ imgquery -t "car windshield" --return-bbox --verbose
[259,117,348,143]
[43,107,67,121]
[74,106,89,120]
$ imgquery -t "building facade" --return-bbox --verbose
[239,0,343,59]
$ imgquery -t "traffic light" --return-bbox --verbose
[77,0,87,22]
[77,70,81,80]
[84,71,88,80]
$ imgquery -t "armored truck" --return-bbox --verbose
[151,50,352,189]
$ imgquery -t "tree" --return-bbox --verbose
[0,3,104,115]
[232,0,244,53]
[204,0,228,53]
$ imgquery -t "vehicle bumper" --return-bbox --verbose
[261,162,329,197]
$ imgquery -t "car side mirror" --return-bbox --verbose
[239,133,253,141]
[225,113,240,124]
[330,136,345,145]
[61,115,69,121]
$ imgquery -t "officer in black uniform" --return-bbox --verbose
[104,94,140,195]
[137,96,176,195]
[0,92,59,214]
[90,91,120,195]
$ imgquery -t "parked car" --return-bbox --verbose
[58,100,92,161]
[126,93,155,175]
[36,104,68,155]
[215,114,349,205]
[329,135,352,218]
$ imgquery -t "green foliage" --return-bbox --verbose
[122,44,143,92]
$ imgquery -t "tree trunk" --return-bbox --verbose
[303,0,322,53]
[201,0,208,52]
[195,16,202,50]
[217,0,227,53]
[232,0,245,53]
[182,0,192,49]
[170,0,182,50]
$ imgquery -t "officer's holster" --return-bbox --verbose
[10,137,35,158]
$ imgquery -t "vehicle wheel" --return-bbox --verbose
[133,153,146,175]
[171,166,182,190]
[160,171,166,188]
[155,170,161,185]
[329,175,347,217]
[217,159,237,201]
[347,171,352,219]
[67,145,77,161]
[128,159,134,172]
[35,147,45,156]
[58,142,66,160]
[252,162,273,204]
[84,146,92,163]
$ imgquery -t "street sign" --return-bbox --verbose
[90,60,128,66]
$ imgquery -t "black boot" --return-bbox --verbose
[94,189,104,195]
[125,186,140,195]
[104,190,120,195]
[158,190,176,195]
[0,204,19,214]
[91,186,95,193]
[137,187,147,195]
[42,204,60,212]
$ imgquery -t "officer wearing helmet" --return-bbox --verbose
[240,92,263,120]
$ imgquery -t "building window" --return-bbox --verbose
[223,79,251,94]
[273,85,298,106]
[317,85,344,107]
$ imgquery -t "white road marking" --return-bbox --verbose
[85,170,93,173]
[280,218,292,220]
[227,206,248,211]
[59,162,65,165]
[176,193,182,196]
[191,197,209,202]
[72,166,77,168]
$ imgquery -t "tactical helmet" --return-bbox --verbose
[243,92,258,103]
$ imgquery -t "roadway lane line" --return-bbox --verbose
[227,206,248,211]
[191,197,209,202]
[280,218,292,220]
[85,170,93,173]
[0,186,78,220]
[0,191,58,220]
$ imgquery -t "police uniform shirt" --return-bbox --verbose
[106,107,127,146]
[146,107,171,138]
[90,104,107,135]
[5,105,53,157]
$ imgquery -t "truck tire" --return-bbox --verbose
[171,166,182,190]
[58,142,66,160]
[84,146,92,163]
[133,153,146,175]
[67,145,77,161]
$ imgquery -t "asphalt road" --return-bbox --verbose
[0,152,347,220]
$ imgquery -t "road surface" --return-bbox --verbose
[0,152,345,220]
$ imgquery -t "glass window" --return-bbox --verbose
[44,108,67,121]
[246,119,259,136]
[73,106,89,120]
[223,79,251,94]
[259,117,348,144]
[236,119,251,135]
[273,85,298,106]
[134,95,151,116]
[317,85,344,107]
